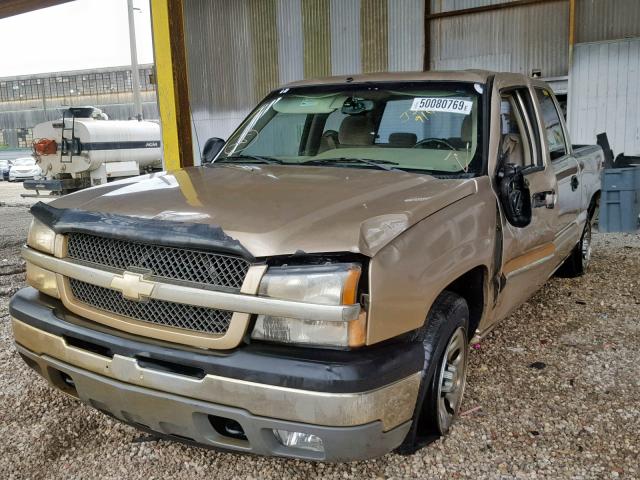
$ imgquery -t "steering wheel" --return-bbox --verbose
[414,138,456,150]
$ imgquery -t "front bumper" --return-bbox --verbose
[10,288,423,461]
[9,173,38,181]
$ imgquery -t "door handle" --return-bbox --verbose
[571,175,579,191]
[532,190,556,209]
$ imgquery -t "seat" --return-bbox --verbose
[318,129,339,153]
[501,133,525,167]
[388,132,417,147]
[338,115,375,146]
[447,115,473,149]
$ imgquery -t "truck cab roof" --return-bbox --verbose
[281,70,551,91]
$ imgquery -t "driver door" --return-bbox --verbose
[491,88,559,324]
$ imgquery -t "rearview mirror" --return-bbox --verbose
[497,163,531,228]
[201,137,225,165]
[341,97,374,115]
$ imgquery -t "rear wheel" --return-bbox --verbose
[556,218,592,277]
[396,291,469,453]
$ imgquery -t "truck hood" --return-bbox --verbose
[50,165,477,258]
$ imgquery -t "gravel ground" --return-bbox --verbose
[1,184,639,479]
[0,181,56,207]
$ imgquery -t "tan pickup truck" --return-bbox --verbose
[11,71,603,461]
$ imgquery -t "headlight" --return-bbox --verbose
[27,219,56,254]
[251,263,366,348]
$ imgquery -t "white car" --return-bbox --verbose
[8,157,42,182]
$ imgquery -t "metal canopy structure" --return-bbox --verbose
[4,0,640,169]
[149,0,192,171]
[0,0,71,19]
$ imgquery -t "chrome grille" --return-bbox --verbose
[67,233,250,290]
[69,279,233,335]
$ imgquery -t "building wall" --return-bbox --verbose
[181,0,640,160]
[429,0,569,77]
[429,0,640,76]
[183,0,424,149]
[568,38,640,156]
[0,65,158,148]
[568,0,640,155]
[576,0,640,43]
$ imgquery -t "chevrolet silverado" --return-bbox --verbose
[10,71,603,461]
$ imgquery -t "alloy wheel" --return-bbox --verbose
[581,222,592,269]
[436,327,468,433]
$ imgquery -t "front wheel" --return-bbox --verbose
[396,291,469,453]
[434,326,468,433]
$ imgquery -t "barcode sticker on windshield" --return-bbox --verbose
[410,97,472,115]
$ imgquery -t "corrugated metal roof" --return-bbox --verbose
[0,0,71,20]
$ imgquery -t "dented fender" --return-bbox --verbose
[365,177,497,344]
[358,179,479,257]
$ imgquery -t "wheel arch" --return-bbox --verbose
[439,265,488,340]
[588,190,601,219]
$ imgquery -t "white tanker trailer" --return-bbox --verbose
[26,106,162,194]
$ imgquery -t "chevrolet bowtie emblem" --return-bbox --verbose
[110,271,155,301]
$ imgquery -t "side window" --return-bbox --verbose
[535,89,567,160]
[499,92,534,169]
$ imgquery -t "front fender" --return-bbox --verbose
[366,178,497,344]
[357,179,478,257]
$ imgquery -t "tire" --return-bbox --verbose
[556,217,592,278]
[396,291,469,454]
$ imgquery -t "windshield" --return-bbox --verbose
[13,158,35,166]
[216,82,484,175]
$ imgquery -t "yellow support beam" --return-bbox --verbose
[568,0,576,69]
[150,0,193,170]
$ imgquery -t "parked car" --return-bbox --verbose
[8,157,41,182]
[10,71,603,461]
[0,159,12,181]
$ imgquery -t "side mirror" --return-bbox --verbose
[201,137,225,165]
[497,163,532,228]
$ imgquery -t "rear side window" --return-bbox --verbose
[535,89,567,160]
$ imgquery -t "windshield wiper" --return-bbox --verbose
[302,157,400,171]
[215,155,286,165]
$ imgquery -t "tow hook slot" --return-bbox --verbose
[135,356,206,379]
[64,335,114,358]
[47,367,79,398]
[208,415,248,441]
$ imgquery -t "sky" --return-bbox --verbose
[0,0,154,77]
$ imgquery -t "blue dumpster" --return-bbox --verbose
[599,166,640,232]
